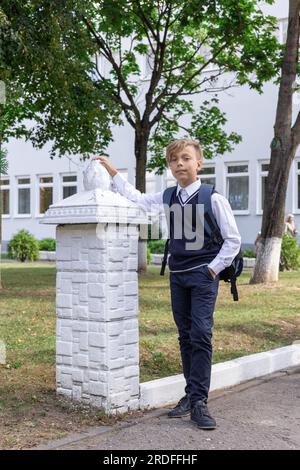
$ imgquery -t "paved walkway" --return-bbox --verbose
[34,366,300,450]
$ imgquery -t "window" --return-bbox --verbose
[0,178,10,215]
[297,161,300,210]
[165,168,176,188]
[259,162,269,212]
[39,176,53,214]
[142,50,155,80]
[146,171,156,194]
[226,164,249,211]
[17,177,31,214]
[97,51,121,79]
[278,18,288,44]
[198,165,216,186]
[62,174,77,199]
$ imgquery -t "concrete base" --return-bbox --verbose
[139,343,300,409]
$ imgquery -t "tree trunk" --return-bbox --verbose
[250,0,300,284]
[135,128,150,274]
[0,140,3,290]
[250,147,294,283]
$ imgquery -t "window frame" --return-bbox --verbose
[60,172,78,200]
[15,175,31,217]
[36,174,54,217]
[293,158,300,214]
[0,176,10,218]
[256,160,270,215]
[198,164,216,187]
[225,162,250,215]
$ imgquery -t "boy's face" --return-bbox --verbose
[168,145,203,187]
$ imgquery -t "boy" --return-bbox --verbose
[93,138,241,430]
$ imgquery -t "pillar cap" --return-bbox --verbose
[40,160,149,225]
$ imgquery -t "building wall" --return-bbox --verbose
[2,0,299,251]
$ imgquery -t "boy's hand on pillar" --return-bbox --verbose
[92,155,118,177]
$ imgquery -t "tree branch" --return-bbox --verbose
[150,42,230,127]
[81,15,141,123]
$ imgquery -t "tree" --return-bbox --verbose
[1,1,282,186]
[1,1,282,272]
[250,0,300,284]
[0,144,8,289]
[0,7,36,286]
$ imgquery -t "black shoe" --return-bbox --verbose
[191,399,216,430]
[167,394,191,418]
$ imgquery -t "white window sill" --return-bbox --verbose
[232,210,250,216]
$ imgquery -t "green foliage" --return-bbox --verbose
[0,0,282,170]
[147,96,242,173]
[280,233,300,271]
[147,246,152,265]
[38,238,56,251]
[242,249,256,258]
[8,229,39,262]
[148,239,166,254]
[0,146,8,174]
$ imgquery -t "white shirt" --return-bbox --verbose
[112,173,241,276]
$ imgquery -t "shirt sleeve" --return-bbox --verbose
[207,193,242,276]
[112,172,164,214]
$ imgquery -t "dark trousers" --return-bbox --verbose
[169,265,219,406]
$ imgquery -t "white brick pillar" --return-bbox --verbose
[40,160,148,413]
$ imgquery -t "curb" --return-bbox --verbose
[33,366,299,450]
[139,343,300,409]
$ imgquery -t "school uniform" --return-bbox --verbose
[112,173,241,411]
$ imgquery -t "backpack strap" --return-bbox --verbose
[160,186,177,275]
[231,280,239,301]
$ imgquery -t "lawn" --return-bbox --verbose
[0,262,300,448]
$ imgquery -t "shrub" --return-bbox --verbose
[279,233,300,271]
[8,230,39,262]
[147,246,152,265]
[242,249,256,258]
[38,238,56,251]
[148,239,166,254]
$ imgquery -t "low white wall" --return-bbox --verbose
[139,343,300,409]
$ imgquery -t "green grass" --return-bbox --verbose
[139,266,300,381]
[0,262,300,448]
[1,263,300,383]
[1,263,300,381]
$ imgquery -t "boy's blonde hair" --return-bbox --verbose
[166,138,203,164]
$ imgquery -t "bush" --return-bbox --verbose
[279,233,300,271]
[148,239,166,254]
[242,249,256,258]
[38,238,56,251]
[147,246,152,265]
[8,230,39,262]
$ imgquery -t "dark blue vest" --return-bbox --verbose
[163,184,221,272]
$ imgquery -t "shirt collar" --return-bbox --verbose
[176,177,201,197]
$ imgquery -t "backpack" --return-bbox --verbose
[160,183,243,301]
